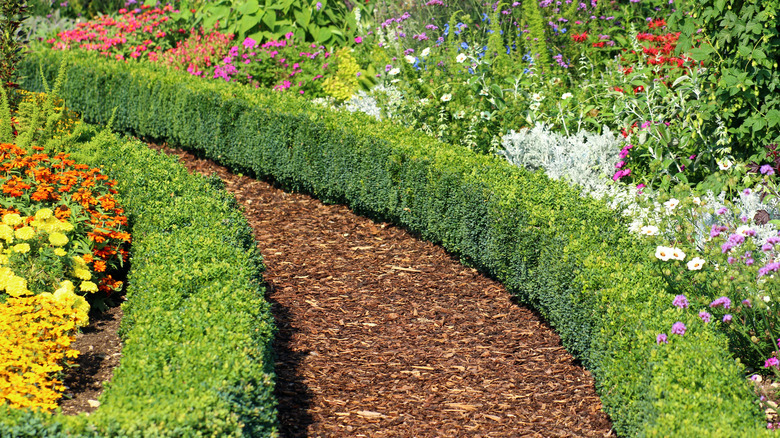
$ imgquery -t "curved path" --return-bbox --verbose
[154,144,614,437]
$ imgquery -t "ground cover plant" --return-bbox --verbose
[12,0,780,433]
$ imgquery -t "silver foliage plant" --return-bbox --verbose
[497,122,622,194]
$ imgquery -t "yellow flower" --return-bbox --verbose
[48,232,68,247]
[2,213,23,227]
[6,275,30,297]
[79,281,98,293]
[53,248,66,257]
[35,209,53,221]
[12,243,30,254]
[52,287,90,327]
[56,280,75,295]
[73,268,91,281]
[0,267,13,290]
[0,254,9,264]
[14,226,35,240]
[56,220,74,233]
[0,224,13,242]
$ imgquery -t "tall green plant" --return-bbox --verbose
[0,0,29,110]
[521,0,550,69]
[673,0,780,159]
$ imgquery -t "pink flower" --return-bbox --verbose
[355,36,363,43]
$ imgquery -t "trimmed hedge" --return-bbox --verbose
[0,127,278,437]
[18,49,767,436]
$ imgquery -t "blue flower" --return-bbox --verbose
[460,42,469,50]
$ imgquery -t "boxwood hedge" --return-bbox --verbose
[0,126,278,437]
[16,49,769,436]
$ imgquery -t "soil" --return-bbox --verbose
[59,303,123,415]
[59,141,616,436]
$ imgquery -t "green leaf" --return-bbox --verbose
[238,0,260,15]
[316,27,332,43]
[767,109,780,128]
[262,11,276,29]
[688,46,713,62]
[293,7,311,28]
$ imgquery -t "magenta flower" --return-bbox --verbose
[355,36,363,44]
[765,357,780,368]
[761,164,775,175]
[709,296,732,309]
[698,311,712,323]
[723,314,732,323]
[656,333,668,344]
[671,322,686,336]
[672,294,689,308]
[242,37,257,49]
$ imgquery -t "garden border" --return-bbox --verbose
[16,49,768,436]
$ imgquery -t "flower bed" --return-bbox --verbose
[18,48,770,436]
[0,118,277,436]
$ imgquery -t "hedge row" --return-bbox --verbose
[18,50,766,436]
[0,126,278,437]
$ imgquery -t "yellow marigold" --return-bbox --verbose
[14,226,35,240]
[0,254,8,264]
[6,275,30,297]
[55,280,75,295]
[73,268,91,281]
[2,213,23,227]
[53,248,66,257]
[0,224,13,242]
[79,281,98,293]
[0,267,12,290]
[56,220,74,233]
[48,232,68,247]
[12,243,30,254]
[52,288,89,327]
[35,209,53,221]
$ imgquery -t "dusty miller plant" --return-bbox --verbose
[497,122,623,193]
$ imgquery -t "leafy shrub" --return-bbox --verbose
[20,49,769,435]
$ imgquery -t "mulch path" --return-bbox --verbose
[150,143,615,437]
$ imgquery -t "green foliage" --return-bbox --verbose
[170,0,369,47]
[521,0,549,69]
[20,49,772,435]
[0,0,29,109]
[673,0,780,163]
[0,88,278,435]
[321,47,361,101]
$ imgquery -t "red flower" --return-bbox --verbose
[571,32,588,43]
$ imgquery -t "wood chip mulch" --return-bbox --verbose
[149,143,615,437]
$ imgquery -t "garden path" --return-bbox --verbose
[153,144,614,438]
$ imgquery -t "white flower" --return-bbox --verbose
[405,55,416,64]
[388,68,400,75]
[456,53,467,63]
[717,158,733,171]
[419,98,429,105]
[692,196,701,205]
[532,93,543,102]
[764,295,771,303]
[687,257,705,270]
[736,225,753,237]
[640,225,659,236]
[479,89,489,96]
[480,111,492,120]
[561,92,573,100]
[421,47,430,57]
[454,110,466,119]
[655,246,673,261]
[671,247,686,261]
[440,93,452,102]
[663,198,680,209]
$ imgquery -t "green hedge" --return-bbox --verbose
[17,49,767,436]
[0,127,278,437]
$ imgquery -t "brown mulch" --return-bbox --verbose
[59,303,123,415]
[149,143,615,438]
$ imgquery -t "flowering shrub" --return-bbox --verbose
[0,293,83,411]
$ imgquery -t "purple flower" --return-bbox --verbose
[727,256,736,264]
[759,262,780,277]
[710,225,723,238]
[743,299,752,308]
[672,294,689,309]
[709,296,732,309]
[763,243,775,252]
[723,314,732,323]
[385,64,392,72]
[316,1,322,10]
[746,258,755,266]
[656,333,668,344]
[671,322,686,336]
[242,37,257,49]
[716,207,728,215]
[699,311,712,323]
[768,237,780,245]
[761,164,775,175]
[765,357,780,368]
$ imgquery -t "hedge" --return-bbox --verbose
[17,49,768,436]
[0,126,278,437]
